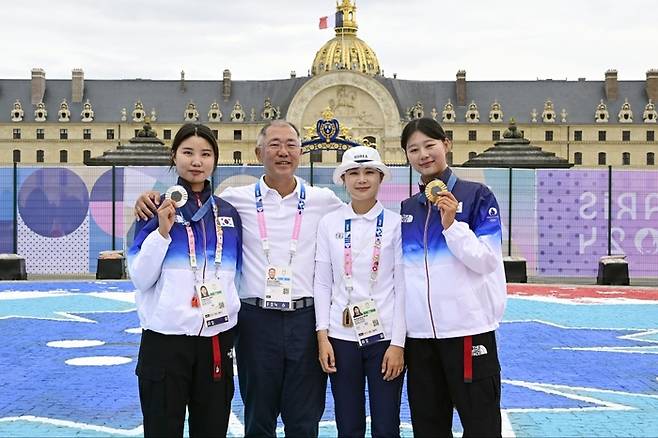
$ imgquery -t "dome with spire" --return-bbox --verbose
[311,0,381,76]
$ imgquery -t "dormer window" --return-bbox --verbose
[595,100,609,123]
[465,101,479,123]
[408,101,424,120]
[617,98,633,123]
[132,100,145,122]
[442,100,456,123]
[489,101,503,123]
[11,99,24,122]
[642,99,657,123]
[34,101,47,122]
[542,100,556,123]
[183,101,199,122]
[230,101,245,122]
[58,99,71,122]
[261,97,278,121]
[208,102,222,122]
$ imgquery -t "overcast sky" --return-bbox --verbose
[2,0,656,82]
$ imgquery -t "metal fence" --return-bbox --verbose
[1,164,657,279]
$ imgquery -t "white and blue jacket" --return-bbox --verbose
[401,167,506,339]
[128,178,242,337]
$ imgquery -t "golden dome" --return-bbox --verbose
[311,0,381,76]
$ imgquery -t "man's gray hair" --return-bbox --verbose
[256,120,302,148]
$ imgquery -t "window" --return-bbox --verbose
[647,152,655,166]
[598,130,607,141]
[574,152,582,165]
[233,150,242,164]
[622,152,631,165]
[83,129,92,140]
[60,129,68,140]
[60,150,68,163]
[574,130,582,141]
[163,129,172,140]
[212,130,219,139]
[598,152,606,165]
[36,150,44,163]
[36,128,45,140]
[106,129,115,140]
[492,130,500,141]
[545,130,554,141]
[83,150,92,162]
[468,130,477,141]
[233,130,242,141]
[134,129,140,137]
[445,130,453,141]
[446,151,453,166]
[336,150,345,162]
[310,150,322,163]
[648,130,655,142]
[13,129,21,140]
[364,136,377,146]
[622,131,630,142]
[468,151,477,160]
[13,149,21,163]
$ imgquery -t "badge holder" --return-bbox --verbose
[196,281,229,327]
[350,298,385,347]
[263,265,293,310]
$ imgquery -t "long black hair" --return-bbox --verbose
[170,123,219,169]
[400,118,448,150]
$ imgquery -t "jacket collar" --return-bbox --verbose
[343,200,384,220]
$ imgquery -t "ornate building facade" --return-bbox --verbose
[1,0,657,167]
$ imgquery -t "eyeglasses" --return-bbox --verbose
[264,142,301,151]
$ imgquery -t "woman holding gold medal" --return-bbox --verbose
[314,146,406,438]
[400,118,507,437]
[128,123,242,437]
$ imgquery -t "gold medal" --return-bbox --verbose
[342,307,353,327]
[425,179,448,203]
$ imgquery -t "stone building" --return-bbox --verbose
[1,0,656,167]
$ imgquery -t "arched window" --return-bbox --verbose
[36,150,44,163]
[364,136,377,147]
[13,149,21,163]
[598,152,606,165]
[233,150,242,164]
[647,152,655,166]
[622,152,631,166]
[574,152,582,165]
[60,150,68,163]
[83,150,91,162]
[468,151,477,160]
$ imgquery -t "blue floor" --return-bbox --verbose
[1,280,657,437]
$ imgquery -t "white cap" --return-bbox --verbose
[332,146,391,185]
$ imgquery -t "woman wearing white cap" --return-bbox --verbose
[314,145,406,437]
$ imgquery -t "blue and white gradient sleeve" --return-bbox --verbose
[127,217,172,292]
[442,190,503,275]
[391,219,406,348]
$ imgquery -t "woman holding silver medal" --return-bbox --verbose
[314,146,406,438]
[127,123,242,437]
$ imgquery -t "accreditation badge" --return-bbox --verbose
[263,265,293,310]
[196,280,229,328]
[350,298,385,347]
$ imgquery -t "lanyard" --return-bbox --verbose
[446,172,457,191]
[343,210,384,296]
[182,195,223,278]
[255,179,306,265]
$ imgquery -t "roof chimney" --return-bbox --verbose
[31,68,46,105]
[290,70,296,78]
[222,69,232,102]
[456,70,467,106]
[72,69,84,103]
[646,69,658,102]
[604,69,618,101]
[180,70,186,92]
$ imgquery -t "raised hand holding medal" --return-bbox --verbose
[425,179,458,229]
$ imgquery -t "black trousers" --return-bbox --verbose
[235,303,327,437]
[406,331,502,438]
[136,328,235,438]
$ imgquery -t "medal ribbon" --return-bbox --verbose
[255,180,306,265]
[182,195,224,277]
[343,210,385,299]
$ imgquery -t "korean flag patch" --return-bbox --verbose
[218,216,235,227]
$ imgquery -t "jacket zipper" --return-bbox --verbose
[423,204,438,338]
